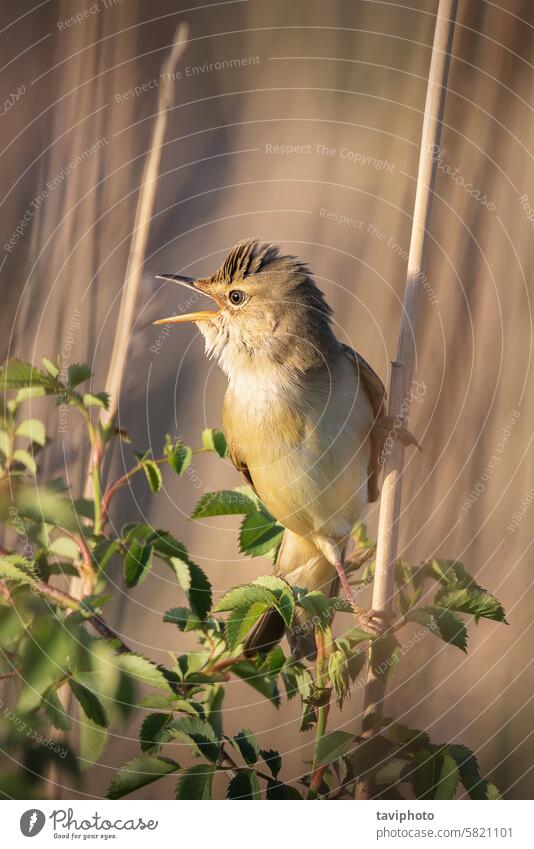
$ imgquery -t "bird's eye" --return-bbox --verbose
[229,289,245,306]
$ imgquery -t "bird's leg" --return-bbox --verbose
[315,537,389,637]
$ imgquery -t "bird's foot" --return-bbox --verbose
[352,604,393,638]
[374,415,421,451]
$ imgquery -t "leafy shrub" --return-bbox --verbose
[0,357,505,799]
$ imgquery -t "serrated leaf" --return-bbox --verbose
[139,712,174,752]
[142,459,162,494]
[107,755,180,799]
[214,583,274,613]
[13,448,37,474]
[0,554,36,584]
[169,716,219,762]
[239,511,284,558]
[407,606,467,651]
[266,779,301,799]
[233,729,259,765]
[201,427,228,458]
[411,750,460,800]
[316,730,355,765]
[226,601,269,651]
[0,359,54,389]
[176,764,215,799]
[15,418,46,445]
[436,587,506,623]
[124,539,154,588]
[163,607,202,632]
[83,392,110,409]
[118,655,174,694]
[42,687,71,731]
[165,437,192,475]
[169,557,212,620]
[68,363,92,388]
[227,770,261,800]
[69,679,108,727]
[192,489,259,519]
[260,748,281,778]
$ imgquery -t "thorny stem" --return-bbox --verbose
[307,628,330,799]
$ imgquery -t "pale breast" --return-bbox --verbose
[223,355,373,542]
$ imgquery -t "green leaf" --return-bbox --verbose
[435,587,506,623]
[201,427,228,458]
[0,359,54,390]
[13,448,37,474]
[42,687,71,731]
[169,558,212,620]
[316,730,355,765]
[80,719,108,772]
[176,764,215,799]
[83,392,110,410]
[124,539,154,588]
[266,779,301,799]
[107,755,180,799]
[227,770,261,800]
[297,590,353,629]
[407,606,467,652]
[214,583,275,613]
[169,717,219,762]
[163,607,202,632]
[328,649,350,708]
[42,357,59,378]
[253,575,294,626]
[445,743,498,800]
[142,459,162,494]
[7,483,77,531]
[50,535,80,560]
[233,729,259,765]
[69,679,109,727]
[260,748,281,779]
[139,712,174,752]
[411,750,460,800]
[239,511,284,558]
[191,489,258,519]
[68,363,92,388]
[204,685,224,738]
[0,554,36,584]
[15,418,46,445]
[0,430,9,456]
[118,655,174,694]
[232,661,281,707]
[165,437,192,475]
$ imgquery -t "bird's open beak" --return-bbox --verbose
[153,273,220,325]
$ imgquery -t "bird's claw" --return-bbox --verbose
[374,415,421,451]
[353,605,393,637]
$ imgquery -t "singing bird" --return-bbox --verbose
[155,240,410,657]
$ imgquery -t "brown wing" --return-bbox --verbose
[341,344,386,502]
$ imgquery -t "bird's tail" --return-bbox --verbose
[243,529,338,660]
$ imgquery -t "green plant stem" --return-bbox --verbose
[99,446,207,527]
[307,628,330,799]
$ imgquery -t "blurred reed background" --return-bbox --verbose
[1,0,533,798]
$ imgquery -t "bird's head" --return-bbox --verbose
[155,239,337,379]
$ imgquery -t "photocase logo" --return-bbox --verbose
[20,809,46,837]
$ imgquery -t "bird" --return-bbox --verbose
[155,239,416,658]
